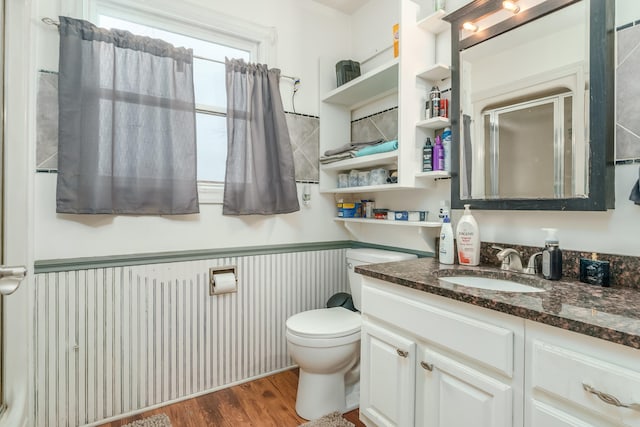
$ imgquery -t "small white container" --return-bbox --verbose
[439,216,454,265]
[348,170,359,187]
[358,171,370,186]
[337,174,349,188]
[369,168,388,185]
[386,211,396,221]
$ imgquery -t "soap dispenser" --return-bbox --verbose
[542,228,562,280]
[456,204,480,266]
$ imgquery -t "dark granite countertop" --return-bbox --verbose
[355,258,640,350]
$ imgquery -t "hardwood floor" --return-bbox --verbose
[99,368,365,427]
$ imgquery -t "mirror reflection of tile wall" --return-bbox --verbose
[616,22,640,161]
[35,71,321,182]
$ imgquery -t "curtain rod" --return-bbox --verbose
[41,17,300,82]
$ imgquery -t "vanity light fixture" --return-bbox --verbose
[462,21,478,32]
[502,0,520,14]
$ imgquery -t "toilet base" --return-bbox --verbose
[295,370,347,420]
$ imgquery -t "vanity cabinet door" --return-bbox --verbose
[417,347,513,427]
[525,321,640,427]
[360,321,416,427]
[529,400,600,427]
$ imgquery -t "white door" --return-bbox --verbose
[360,321,416,427]
[418,348,513,427]
[0,0,32,425]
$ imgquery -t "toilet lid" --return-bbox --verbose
[286,307,361,339]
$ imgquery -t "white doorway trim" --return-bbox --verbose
[1,0,34,425]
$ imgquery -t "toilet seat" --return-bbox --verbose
[286,307,361,347]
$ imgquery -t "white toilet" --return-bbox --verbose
[285,248,417,420]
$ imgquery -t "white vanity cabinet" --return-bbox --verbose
[525,321,640,427]
[359,277,525,427]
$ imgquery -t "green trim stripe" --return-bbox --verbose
[34,241,434,273]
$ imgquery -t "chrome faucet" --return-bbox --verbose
[493,246,523,272]
[524,252,543,275]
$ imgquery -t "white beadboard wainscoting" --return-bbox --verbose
[32,248,349,427]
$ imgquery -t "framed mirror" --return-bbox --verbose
[444,0,615,210]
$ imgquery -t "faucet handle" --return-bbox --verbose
[492,245,504,252]
[524,252,543,275]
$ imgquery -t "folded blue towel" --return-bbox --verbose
[355,140,398,157]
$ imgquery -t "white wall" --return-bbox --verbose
[32,0,354,260]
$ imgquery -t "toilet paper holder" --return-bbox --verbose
[209,265,237,296]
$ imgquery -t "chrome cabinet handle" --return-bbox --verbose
[0,265,27,296]
[420,361,434,371]
[583,383,640,411]
[396,349,409,358]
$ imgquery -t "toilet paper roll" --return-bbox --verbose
[212,272,237,295]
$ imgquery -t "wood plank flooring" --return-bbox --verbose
[99,368,365,427]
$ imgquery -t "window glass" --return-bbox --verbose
[98,15,250,183]
[193,58,226,110]
[196,113,227,182]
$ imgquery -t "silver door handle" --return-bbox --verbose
[582,383,640,411]
[0,265,27,295]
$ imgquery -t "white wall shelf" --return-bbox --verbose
[322,184,413,194]
[322,59,399,107]
[320,152,398,171]
[417,63,450,82]
[415,170,451,179]
[417,9,449,35]
[334,218,442,228]
[416,117,450,129]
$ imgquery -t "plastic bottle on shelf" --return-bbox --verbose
[442,127,451,172]
[422,137,433,172]
[439,215,454,265]
[432,136,444,171]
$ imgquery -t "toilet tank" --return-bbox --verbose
[346,248,417,310]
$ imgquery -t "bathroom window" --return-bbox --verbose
[91,0,275,202]
[97,15,252,185]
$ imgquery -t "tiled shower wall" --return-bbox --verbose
[32,249,348,427]
[351,107,398,143]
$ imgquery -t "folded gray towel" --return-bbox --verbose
[630,166,640,205]
[319,151,357,164]
[323,138,384,156]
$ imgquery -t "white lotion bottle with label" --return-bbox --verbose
[439,215,455,265]
[456,204,480,265]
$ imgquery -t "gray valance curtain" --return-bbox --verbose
[56,16,199,214]
[223,59,300,215]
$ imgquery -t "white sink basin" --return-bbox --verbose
[440,276,545,293]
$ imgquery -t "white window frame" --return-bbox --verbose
[85,0,276,203]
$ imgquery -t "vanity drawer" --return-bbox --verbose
[531,340,640,424]
[362,284,514,377]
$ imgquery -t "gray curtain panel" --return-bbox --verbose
[223,59,300,215]
[56,16,199,214]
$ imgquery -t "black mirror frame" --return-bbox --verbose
[444,0,615,211]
